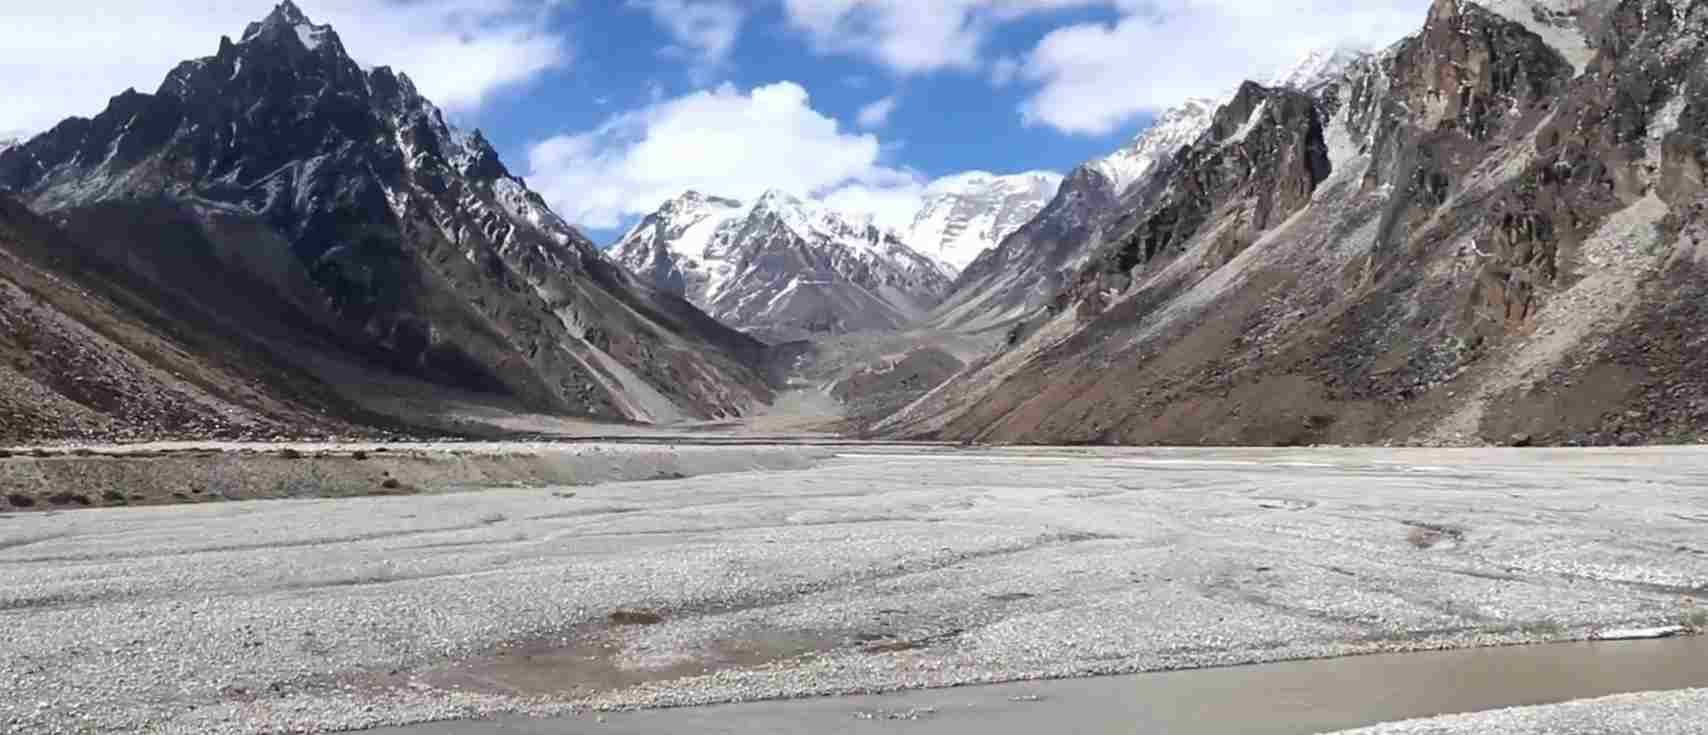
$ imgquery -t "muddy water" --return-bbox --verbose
[377,636,1708,734]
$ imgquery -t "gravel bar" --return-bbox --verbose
[1,445,1705,733]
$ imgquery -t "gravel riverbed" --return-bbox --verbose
[1,445,1705,733]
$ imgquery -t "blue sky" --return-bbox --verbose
[469,2,1134,196]
[0,1,1430,242]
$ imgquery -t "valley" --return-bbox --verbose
[3,1,1708,733]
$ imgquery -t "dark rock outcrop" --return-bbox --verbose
[883,0,1708,448]
[0,1,773,430]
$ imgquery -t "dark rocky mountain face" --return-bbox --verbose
[0,192,375,443]
[0,1,773,427]
[883,0,1708,447]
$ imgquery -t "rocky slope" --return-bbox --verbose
[883,0,1708,447]
[610,189,953,342]
[932,48,1367,336]
[0,192,381,443]
[903,171,1062,273]
[0,1,774,433]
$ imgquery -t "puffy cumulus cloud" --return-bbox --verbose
[628,0,745,66]
[0,0,568,135]
[526,81,924,231]
[779,0,1101,74]
[1018,0,1429,135]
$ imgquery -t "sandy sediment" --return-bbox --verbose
[0,442,830,511]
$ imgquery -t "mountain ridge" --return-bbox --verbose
[881,0,1708,448]
[0,1,775,436]
[610,188,953,342]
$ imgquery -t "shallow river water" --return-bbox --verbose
[378,635,1708,734]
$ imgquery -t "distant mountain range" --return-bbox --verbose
[610,189,954,343]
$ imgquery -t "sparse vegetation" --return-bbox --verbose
[1683,608,1708,632]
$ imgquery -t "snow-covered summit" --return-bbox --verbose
[612,189,953,340]
[1268,45,1371,91]
[904,171,1062,273]
[1090,97,1221,197]
[1086,43,1371,199]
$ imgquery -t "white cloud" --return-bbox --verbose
[856,95,898,128]
[0,0,569,135]
[526,81,924,231]
[987,55,1022,86]
[628,0,745,67]
[819,176,928,231]
[1018,0,1428,135]
[778,0,1100,74]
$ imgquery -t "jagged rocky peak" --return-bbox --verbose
[0,0,775,425]
[241,0,340,53]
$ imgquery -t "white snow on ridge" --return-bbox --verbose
[1479,0,1595,75]
[905,171,1063,273]
[1089,44,1372,199]
[610,187,952,331]
[1091,97,1221,197]
[1267,45,1369,91]
[294,24,328,52]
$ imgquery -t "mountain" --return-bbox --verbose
[610,189,953,343]
[0,192,383,443]
[1090,98,1222,200]
[930,46,1370,336]
[903,171,1062,273]
[0,1,774,433]
[1266,46,1370,91]
[883,0,1708,448]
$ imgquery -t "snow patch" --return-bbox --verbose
[905,171,1062,272]
[294,24,327,51]
[1480,0,1595,75]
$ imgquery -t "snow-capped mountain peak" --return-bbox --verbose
[0,0,777,423]
[1087,44,1371,199]
[904,170,1063,273]
[1091,97,1222,197]
[612,190,953,341]
[1267,45,1370,91]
